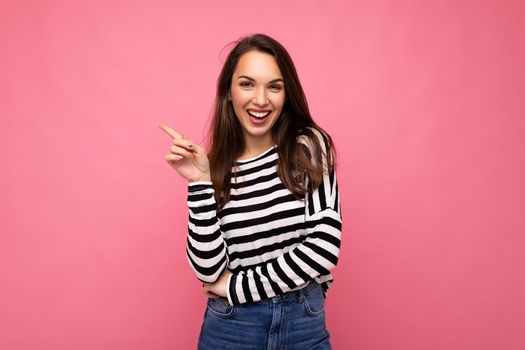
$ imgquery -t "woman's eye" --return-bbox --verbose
[240,82,252,87]
[270,85,282,90]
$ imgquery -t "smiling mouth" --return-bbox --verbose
[247,110,272,118]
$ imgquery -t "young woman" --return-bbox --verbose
[158,33,342,349]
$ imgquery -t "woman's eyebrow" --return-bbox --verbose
[237,75,284,84]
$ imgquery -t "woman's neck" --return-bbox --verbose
[240,135,275,159]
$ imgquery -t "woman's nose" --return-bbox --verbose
[252,87,269,106]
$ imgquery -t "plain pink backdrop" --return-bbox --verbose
[1,0,524,349]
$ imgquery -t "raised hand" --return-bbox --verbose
[157,123,211,183]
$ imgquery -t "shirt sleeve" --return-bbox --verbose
[226,130,343,306]
[186,181,229,283]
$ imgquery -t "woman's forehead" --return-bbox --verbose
[234,51,282,79]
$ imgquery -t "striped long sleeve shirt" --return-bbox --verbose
[186,130,342,306]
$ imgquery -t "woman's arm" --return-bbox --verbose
[186,181,229,283]
[156,123,227,283]
[225,129,343,306]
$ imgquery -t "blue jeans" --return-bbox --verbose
[198,282,331,349]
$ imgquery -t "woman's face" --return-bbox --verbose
[229,50,285,145]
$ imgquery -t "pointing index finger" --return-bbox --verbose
[156,123,181,139]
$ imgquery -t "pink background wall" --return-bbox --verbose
[2,0,524,349]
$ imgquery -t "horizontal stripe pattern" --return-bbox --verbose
[186,129,342,306]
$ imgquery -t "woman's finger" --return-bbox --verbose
[157,123,182,140]
[170,145,193,158]
[205,292,220,299]
[172,137,203,154]
[202,285,220,298]
[165,154,182,162]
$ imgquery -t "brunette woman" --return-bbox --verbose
[158,33,342,349]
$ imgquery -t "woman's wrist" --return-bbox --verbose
[188,175,211,185]
[197,175,211,182]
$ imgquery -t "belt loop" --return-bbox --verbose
[297,288,305,303]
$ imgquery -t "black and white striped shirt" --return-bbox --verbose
[186,130,342,306]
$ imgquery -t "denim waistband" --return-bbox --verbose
[213,281,322,306]
[260,281,320,304]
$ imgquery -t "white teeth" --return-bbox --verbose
[247,110,271,118]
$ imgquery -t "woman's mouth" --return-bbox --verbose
[247,109,272,125]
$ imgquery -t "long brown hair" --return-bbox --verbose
[206,33,336,210]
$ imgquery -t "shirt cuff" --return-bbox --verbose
[188,180,213,186]
[188,182,213,196]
